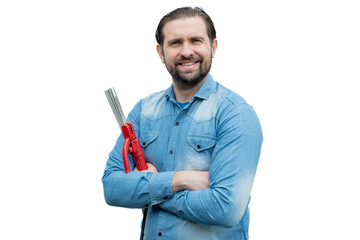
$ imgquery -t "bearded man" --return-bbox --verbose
[102,7,263,240]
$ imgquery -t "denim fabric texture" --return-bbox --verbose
[102,75,263,240]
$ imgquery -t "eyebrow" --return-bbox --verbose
[166,36,206,45]
[167,38,181,44]
[190,36,206,41]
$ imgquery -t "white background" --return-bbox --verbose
[1,0,359,239]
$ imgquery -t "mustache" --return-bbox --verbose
[175,56,202,65]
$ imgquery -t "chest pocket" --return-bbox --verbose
[139,131,158,163]
[186,135,216,170]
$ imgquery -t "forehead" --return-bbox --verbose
[162,16,208,41]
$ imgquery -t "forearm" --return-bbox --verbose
[102,170,174,208]
[171,170,209,192]
[102,141,175,208]
[160,179,251,228]
[159,170,240,228]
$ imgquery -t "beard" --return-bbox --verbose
[164,53,212,90]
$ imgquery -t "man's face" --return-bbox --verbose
[157,17,218,89]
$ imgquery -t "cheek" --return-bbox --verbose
[165,47,181,59]
[197,47,212,59]
[164,53,177,66]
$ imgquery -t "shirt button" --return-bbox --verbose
[158,232,162,237]
[175,121,179,126]
[197,145,201,149]
[169,150,173,154]
[142,142,146,146]
[164,196,168,200]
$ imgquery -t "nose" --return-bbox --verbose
[180,42,194,58]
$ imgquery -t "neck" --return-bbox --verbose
[172,76,207,102]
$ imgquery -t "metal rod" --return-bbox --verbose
[104,87,127,131]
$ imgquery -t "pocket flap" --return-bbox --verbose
[139,131,158,148]
[187,135,216,152]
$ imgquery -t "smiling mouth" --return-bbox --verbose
[180,62,197,66]
[177,60,202,68]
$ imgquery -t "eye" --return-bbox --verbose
[192,38,202,44]
[170,41,180,46]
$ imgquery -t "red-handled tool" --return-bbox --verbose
[122,122,148,173]
[105,88,148,173]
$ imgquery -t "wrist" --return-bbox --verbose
[172,171,188,192]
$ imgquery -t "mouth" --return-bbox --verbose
[177,61,200,70]
[179,61,197,66]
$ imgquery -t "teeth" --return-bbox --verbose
[182,62,196,66]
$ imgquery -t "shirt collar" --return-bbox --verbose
[193,74,216,100]
[165,74,216,103]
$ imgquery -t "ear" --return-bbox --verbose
[211,39,218,58]
[156,44,165,63]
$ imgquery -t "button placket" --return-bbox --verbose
[166,115,183,171]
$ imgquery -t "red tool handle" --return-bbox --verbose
[122,122,148,173]
[122,138,131,173]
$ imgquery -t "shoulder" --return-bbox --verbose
[138,90,169,119]
[213,82,254,116]
[213,82,261,130]
[215,82,248,106]
[128,89,167,118]
[140,90,167,106]
[211,83,262,141]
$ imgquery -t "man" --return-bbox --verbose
[102,7,263,240]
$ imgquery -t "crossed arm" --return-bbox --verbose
[134,163,209,192]
[103,103,262,228]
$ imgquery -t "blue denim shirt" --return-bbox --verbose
[102,75,263,240]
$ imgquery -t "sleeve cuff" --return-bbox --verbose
[159,191,186,212]
[149,171,175,205]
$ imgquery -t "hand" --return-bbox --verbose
[172,171,209,192]
[133,162,159,173]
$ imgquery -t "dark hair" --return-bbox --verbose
[155,7,216,46]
